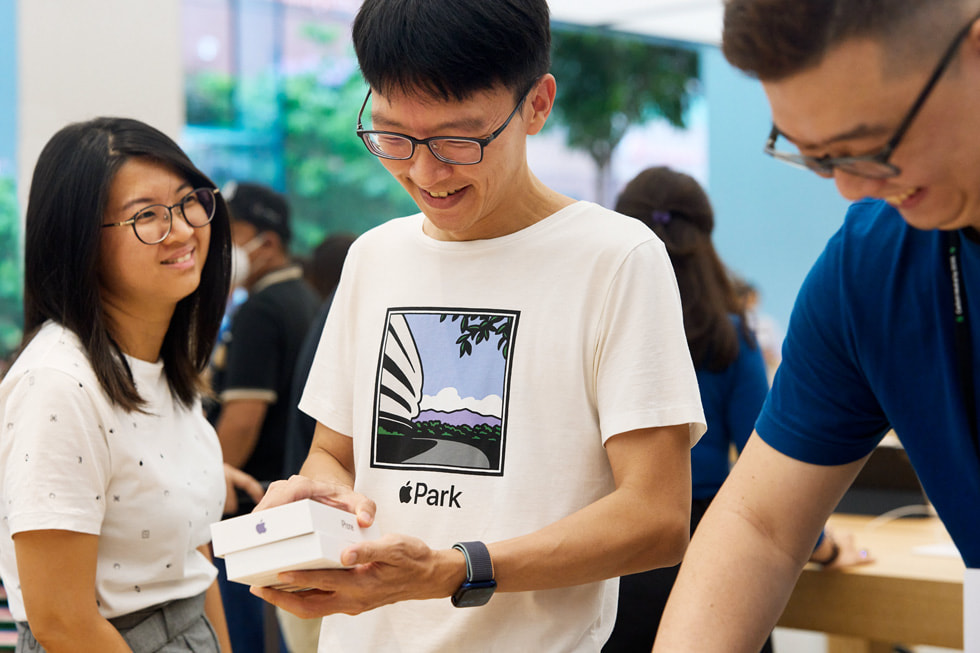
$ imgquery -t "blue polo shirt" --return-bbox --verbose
[757,198,980,566]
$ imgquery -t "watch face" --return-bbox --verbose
[452,580,497,607]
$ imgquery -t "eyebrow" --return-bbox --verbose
[120,183,194,213]
[776,121,894,150]
[370,110,491,135]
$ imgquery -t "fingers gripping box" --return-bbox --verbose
[210,499,380,590]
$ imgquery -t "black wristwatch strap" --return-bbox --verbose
[812,538,840,566]
[453,541,494,582]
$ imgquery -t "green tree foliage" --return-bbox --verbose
[281,71,418,249]
[549,28,700,205]
[281,22,418,249]
[185,71,237,127]
[0,176,22,358]
[440,314,513,359]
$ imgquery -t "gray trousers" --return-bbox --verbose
[16,592,218,652]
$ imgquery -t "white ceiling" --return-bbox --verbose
[549,0,724,46]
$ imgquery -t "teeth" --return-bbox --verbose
[427,188,459,199]
[165,252,192,264]
[885,187,919,205]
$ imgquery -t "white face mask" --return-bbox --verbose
[229,234,266,289]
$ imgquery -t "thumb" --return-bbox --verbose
[340,534,398,566]
[341,542,375,567]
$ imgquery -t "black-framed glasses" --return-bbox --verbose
[355,87,531,165]
[102,187,218,245]
[765,10,980,179]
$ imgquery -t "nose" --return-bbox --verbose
[833,169,886,202]
[409,144,454,186]
[164,207,196,242]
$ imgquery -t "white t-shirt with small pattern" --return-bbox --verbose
[0,321,225,621]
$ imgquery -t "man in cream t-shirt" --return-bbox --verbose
[250,1,706,651]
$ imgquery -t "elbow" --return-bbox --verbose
[25,614,76,651]
[632,510,690,572]
[659,518,690,568]
[24,604,104,651]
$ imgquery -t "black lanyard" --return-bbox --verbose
[947,230,979,455]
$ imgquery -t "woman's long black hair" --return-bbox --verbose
[17,116,231,410]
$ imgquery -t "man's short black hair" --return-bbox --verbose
[352,0,551,102]
[224,181,292,245]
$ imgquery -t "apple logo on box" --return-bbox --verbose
[256,520,267,534]
[400,482,412,504]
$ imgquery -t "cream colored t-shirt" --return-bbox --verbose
[301,202,705,652]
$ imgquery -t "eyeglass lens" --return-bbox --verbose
[134,188,216,244]
[769,134,899,180]
[363,133,484,164]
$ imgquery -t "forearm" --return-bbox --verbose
[16,530,131,652]
[200,545,233,652]
[481,426,692,593]
[205,584,233,652]
[489,484,689,592]
[654,434,867,652]
[217,425,261,469]
[27,614,131,653]
[299,440,355,487]
[216,399,268,469]
[653,500,805,652]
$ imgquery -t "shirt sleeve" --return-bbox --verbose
[755,234,889,465]
[2,367,111,536]
[595,238,706,444]
[299,248,358,438]
[221,297,282,402]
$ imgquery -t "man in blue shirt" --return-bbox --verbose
[656,1,980,651]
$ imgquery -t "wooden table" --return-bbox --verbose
[777,513,964,653]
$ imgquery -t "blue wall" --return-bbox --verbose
[701,46,849,331]
[0,0,15,178]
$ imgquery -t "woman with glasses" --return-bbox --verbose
[0,117,233,652]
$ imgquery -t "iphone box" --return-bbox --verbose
[210,499,379,591]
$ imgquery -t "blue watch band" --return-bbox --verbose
[453,541,494,582]
[451,541,496,607]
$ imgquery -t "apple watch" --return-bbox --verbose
[451,541,496,607]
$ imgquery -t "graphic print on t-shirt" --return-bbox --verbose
[372,308,518,476]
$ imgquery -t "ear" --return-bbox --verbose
[968,13,980,55]
[524,74,557,136]
[261,231,284,252]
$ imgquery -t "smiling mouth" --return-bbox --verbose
[163,251,193,265]
[426,188,462,199]
[885,187,921,205]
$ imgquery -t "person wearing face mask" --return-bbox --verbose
[206,181,320,653]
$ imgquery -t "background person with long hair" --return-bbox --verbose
[0,117,233,652]
[604,167,867,652]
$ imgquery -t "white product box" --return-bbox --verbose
[210,499,380,591]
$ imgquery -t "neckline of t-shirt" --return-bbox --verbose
[124,354,164,372]
[123,354,165,392]
[412,200,594,251]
